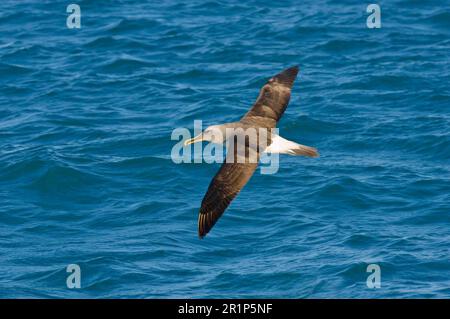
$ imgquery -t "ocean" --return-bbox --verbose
[0,0,449,298]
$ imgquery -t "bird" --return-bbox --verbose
[184,66,319,238]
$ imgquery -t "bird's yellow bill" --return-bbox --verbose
[184,134,203,146]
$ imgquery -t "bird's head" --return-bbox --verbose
[184,125,224,146]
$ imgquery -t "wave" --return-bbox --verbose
[96,55,157,73]
[0,62,34,77]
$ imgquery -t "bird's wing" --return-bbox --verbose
[198,139,258,238]
[198,66,299,237]
[241,66,299,128]
[198,162,257,238]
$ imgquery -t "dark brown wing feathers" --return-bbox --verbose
[198,66,299,238]
[198,162,257,238]
[242,65,299,127]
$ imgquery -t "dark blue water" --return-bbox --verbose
[1,0,449,298]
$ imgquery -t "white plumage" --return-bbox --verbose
[265,134,319,157]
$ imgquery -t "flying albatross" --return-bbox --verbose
[184,66,319,238]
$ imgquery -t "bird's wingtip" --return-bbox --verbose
[198,228,206,239]
[198,213,208,239]
[273,65,300,86]
[286,65,299,73]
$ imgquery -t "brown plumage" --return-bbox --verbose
[198,66,301,238]
[242,65,299,127]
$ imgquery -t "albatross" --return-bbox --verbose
[184,66,319,238]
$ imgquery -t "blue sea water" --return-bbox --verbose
[0,0,449,298]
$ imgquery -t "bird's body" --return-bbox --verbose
[184,66,318,238]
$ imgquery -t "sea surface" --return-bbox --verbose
[0,0,449,298]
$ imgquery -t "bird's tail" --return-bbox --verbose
[288,144,319,157]
[265,135,319,157]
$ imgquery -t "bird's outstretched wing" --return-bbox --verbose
[198,139,258,238]
[242,66,299,128]
[198,162,257,238]
[198,66,299,238]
